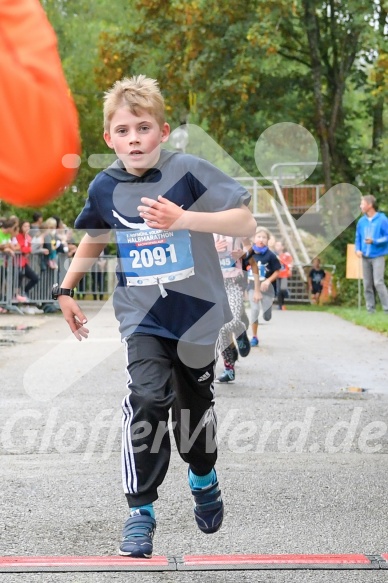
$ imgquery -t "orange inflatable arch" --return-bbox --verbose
[0,0,80,207]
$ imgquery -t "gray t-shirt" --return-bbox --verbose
[75,149,251,344]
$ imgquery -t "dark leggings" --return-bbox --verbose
[19,264,39,294]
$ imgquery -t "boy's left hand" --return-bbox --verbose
[58,296,89,341]
[138,196,185,230]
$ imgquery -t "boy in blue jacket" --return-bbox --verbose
[355,195,388,313]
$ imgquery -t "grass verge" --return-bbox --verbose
[286,304,388,336]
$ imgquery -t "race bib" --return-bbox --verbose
[116,228,195,287]
[219,253,236,272]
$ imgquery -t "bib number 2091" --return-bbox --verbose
[129,244,177,269]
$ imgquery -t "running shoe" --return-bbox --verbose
[190,476,224,534]
[236,330,251,357]
[250,336,259,347]
[263,305,272,321]
[119,509,156,558]
[216,369,235,383]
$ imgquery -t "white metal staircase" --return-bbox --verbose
[235,177,324,303]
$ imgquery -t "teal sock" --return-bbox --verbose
[130,503,155,519]
[189,468,216,490]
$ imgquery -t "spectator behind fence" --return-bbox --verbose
[1,218,19,312]
[91,249,108,300]
[0,218,9,312]
[31,229,49,257]
[355,194,388,314]
[63,229,87,298]
[29,212,44,237]
[0,218,20,255]
[42,217,69,270]
[0,218,19,257]
[62,226,78,260]
[15,220,40,302]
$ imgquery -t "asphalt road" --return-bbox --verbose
[1,302,388,583]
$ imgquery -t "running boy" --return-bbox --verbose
[308,257,326,304]
[56,75,256,558]
[245,226,281,347]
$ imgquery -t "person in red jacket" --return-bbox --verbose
[0,0,80,206]
[274,240,293,310]
[15,220,39,301]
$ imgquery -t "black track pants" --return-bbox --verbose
[122,334,217,507]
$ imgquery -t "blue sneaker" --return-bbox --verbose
[236,330,251,357]
[216,368,235,383]
[250,336,259,347]
[119,509,156,558]
[191,477,224,534]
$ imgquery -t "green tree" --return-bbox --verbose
[94,0,313,175]
[4,0,386,230]
[94,0,387,194]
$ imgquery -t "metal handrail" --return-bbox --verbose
[273,179,311,266]
[268,195,307,283]
[234,176,324,215]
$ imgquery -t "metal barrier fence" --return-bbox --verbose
[1,251,336,311]
[0,253,117,309]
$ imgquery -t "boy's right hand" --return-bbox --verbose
[58,296,89,341]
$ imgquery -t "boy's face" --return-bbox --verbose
[104,107,170,176]
[254,231,268,247]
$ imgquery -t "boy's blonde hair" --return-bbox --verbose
[255,226,271,239]
[44,217,57,230]
[103,75,165,132]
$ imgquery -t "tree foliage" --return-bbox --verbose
[2,0,386,232]
[94,0,388,194]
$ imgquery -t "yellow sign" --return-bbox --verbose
[346,244,363,279]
